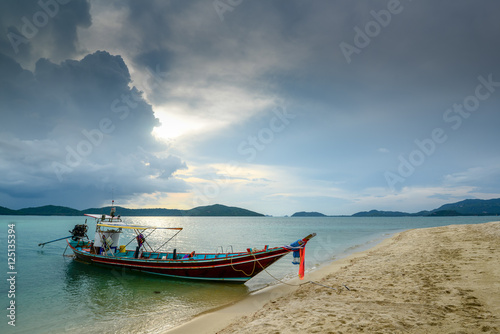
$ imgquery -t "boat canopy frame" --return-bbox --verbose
[92,219,183,254]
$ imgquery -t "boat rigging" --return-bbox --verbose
[39,204,316,283]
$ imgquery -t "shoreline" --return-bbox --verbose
[166,222,500,333]
[165,231,398,334]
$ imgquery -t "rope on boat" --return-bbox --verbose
[62,244,73,257]
[229,252,258,277]
[250,252,350,292]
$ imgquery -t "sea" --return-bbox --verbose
[1,215,498,333]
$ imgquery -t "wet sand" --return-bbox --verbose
[167,222,500,334]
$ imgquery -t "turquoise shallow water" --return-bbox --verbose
[1,215,497,333]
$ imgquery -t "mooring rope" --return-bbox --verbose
[248,251,350,291]
[229,251,258,277]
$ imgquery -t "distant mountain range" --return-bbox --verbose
[2,198,500,217]
[0,204,264,217]
[291,198,500,217]
[352,198,500,217]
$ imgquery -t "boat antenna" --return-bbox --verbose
[110,188,116,217]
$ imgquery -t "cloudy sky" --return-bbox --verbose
[1,0,500,216]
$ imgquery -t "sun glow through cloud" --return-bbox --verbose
[152,107,207,139]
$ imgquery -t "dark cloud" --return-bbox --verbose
[2,0,500,214]
[0,0,91,66]
[112,0,500,122]
[0,50,187,209]
[115,1,500,201]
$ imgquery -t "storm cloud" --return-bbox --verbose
[0,0,91,67]
[1,0,500,214]
[0,50,187,209]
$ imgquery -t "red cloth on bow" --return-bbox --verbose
[299,246,305,280]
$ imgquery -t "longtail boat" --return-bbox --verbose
[62,207,316,283]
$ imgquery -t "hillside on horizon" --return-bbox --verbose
[2,198,500,218]
[0,204,264,217]
[291,211,327,217]
[290,198,500,217]
[350,198,500,217]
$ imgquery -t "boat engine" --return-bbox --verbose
[69,224,88,241]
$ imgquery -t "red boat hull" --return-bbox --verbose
[68,241,291,283]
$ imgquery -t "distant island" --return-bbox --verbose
[291,198,500,217]
[0,204,264,217]
[2,198,500,217]
[291,211,327,217]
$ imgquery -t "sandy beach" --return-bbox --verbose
[167,222,500,334]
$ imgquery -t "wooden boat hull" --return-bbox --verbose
[68,241,291,283]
